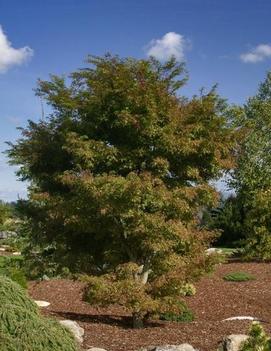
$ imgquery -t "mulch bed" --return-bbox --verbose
[28,262,271,351]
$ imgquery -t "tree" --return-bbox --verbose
[0,201,15,231]
[202,195,245,247]
[232,72,271,260]
[0,201,11,227]
[8,55,236,327]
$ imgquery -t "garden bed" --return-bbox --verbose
[28,262,271,351]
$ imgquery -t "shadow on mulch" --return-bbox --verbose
[51,310,163,329]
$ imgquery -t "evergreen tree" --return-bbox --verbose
[233,72,271,260]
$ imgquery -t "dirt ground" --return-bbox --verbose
[28,262,271,351]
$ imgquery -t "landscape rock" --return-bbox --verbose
[42,274,50,281]
[59,320,84,344]
[86,348,108,351]
[139,345,196,351]
[12,251,21,256]
[34,300,51,307]
[222,316,259,322]
[219,334,248,351]
[206,248,222,255]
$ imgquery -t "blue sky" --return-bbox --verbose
[1,0,271,201]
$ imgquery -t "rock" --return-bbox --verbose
[139,345,196,351]
[219,334,248,351]
[86,348,108,351]
[42,274,50,281]
[0,247,5,251]
[59,320,84,344]
[222,316,259,322]
[12,251,21,256]
[206,248,222,255]
[34,300,51,307]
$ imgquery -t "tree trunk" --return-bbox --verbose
[132,313,144,328]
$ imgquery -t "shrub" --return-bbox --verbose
[0,276,79,351]
[159,301,195,322]
[223,271,255,282]
[241,322,271,351]
[0,256,27,288]
[179,283,196,296]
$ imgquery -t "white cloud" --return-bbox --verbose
[240,44,271,63]
[0,25,33,73]
[146,32,188,61]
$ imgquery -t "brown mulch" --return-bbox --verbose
[28,262,271,351]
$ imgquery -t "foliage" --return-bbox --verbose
[179,283,196,296]
[7,54,236,327]
[0,201,14,232]
[0,201,11,227]
[0,276,79,351]
[202,195,245,247]
[0,256,27,288]
[223,271,255,282]
[159,301,195,322]
[232,72,271,260]
[241,322,271,351]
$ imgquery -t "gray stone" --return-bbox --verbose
[59,320,84,344]
[206,247,222,255]
[219,334,248,351]
[34,300,51,307]
[222,316,259,322]
[12,251,21,256]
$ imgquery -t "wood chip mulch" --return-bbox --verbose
[28,262,271,351]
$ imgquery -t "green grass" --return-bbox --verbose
[223,271,256,282]
[215,247,241,256]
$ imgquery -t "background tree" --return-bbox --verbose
[0,201,11,229]
[0,201,19,232]
[8,55,236,327]
[232,72,271,260]
[202,194,245,248]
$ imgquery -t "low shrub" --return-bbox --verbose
[0,256,27,288]
[223,271,255,282]
[0,276,79,351]
[241,322,271,351]
[179,283,196,296]
[159,301,195,323]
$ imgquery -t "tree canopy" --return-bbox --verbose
[8,54,236,326]
[232,72,271,260]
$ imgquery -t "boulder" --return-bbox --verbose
[34,300,51,307]
[139,345,196,351]
[219,334,248,351]
[59,320,84,344]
